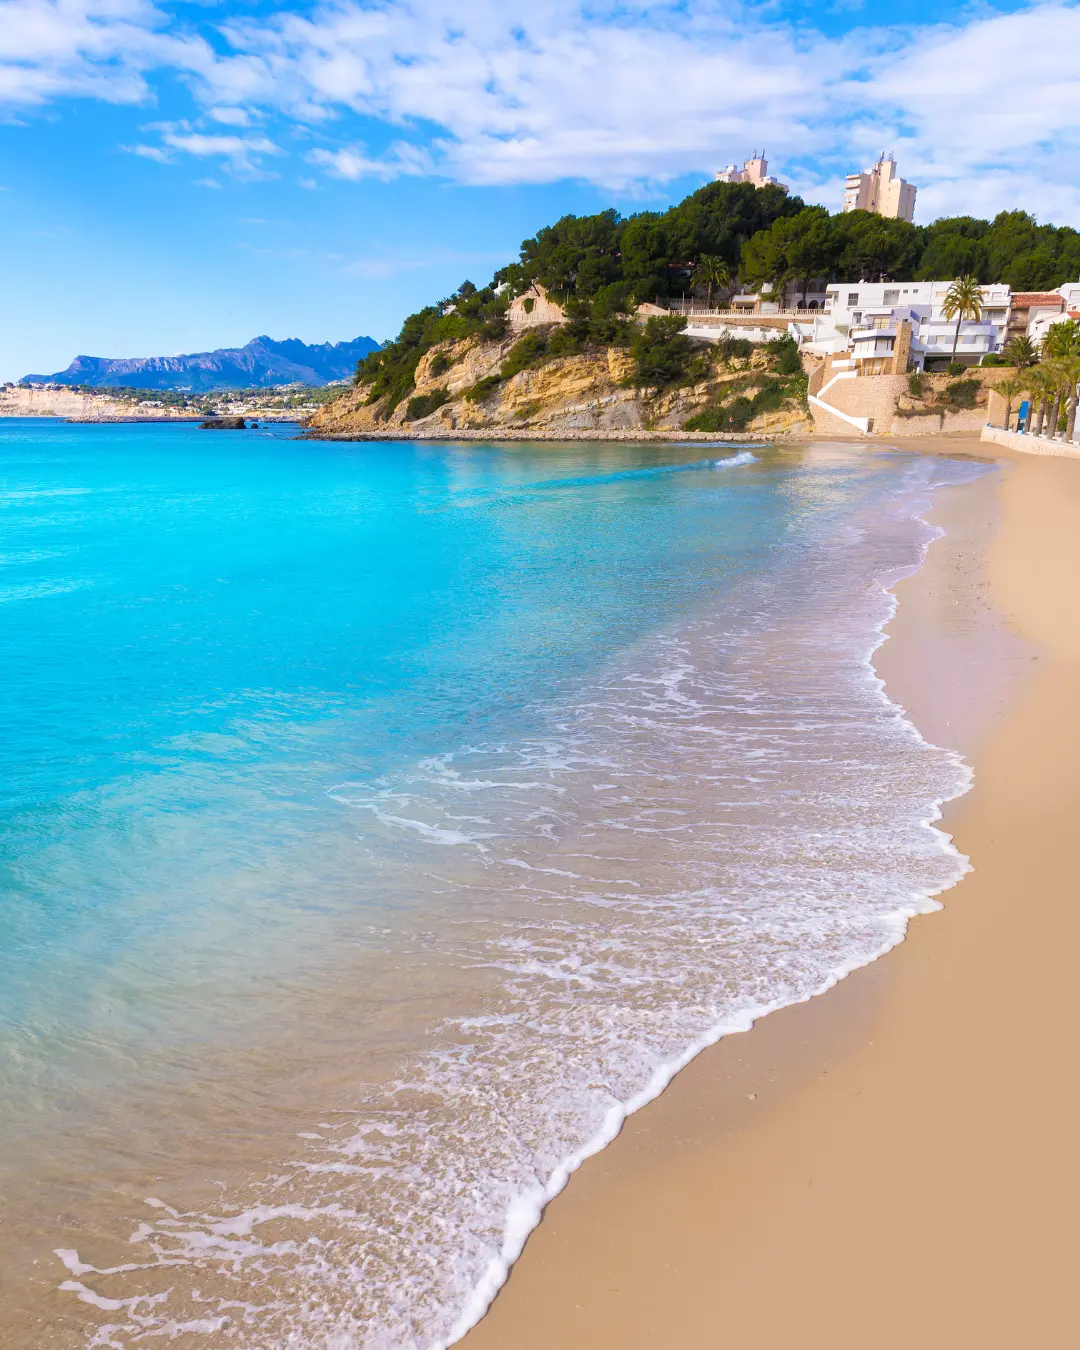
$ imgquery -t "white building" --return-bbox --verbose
[811,281,1010,371]
[715,153,787,192]
[1026,281,1080,347]
[843,156,917,222]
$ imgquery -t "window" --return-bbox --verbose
[852,312,862,325]
[883,289,900,304]
[847,292,859,305]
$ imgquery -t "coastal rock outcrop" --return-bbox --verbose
[307,332,813,441]
[199,416,247,430]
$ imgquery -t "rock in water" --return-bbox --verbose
[199,417,246,430]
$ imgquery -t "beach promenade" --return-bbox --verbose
[460,432,1080,1350]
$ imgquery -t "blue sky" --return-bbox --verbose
[2,0,1079,381]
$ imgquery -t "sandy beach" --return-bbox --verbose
[459,434,1080,1349]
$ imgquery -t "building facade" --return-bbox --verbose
[842,156,917,222]
[715,153,787,192]
[813,281,1009,370]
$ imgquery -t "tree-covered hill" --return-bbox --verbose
[357,179,1080,412]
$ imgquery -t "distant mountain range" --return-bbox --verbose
[20,335,380,392]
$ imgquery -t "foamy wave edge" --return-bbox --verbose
[434,458,979,1350]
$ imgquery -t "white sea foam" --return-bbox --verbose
[59,451,987,1350]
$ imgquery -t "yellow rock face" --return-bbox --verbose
[307,337,813,440]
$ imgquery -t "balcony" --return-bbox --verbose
[850,321,898,340]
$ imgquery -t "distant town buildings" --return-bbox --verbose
[715,153,787,193]
[843,155,917,222]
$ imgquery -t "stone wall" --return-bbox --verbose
[981,426,1080,458]
[507,286,568,333]
[809,365,1028,438]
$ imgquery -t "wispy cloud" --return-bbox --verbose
[308,141,433,182]
[3,0,1080,220]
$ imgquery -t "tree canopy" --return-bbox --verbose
[356,184,1080,411]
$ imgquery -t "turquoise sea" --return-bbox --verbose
[0,420,981,1347]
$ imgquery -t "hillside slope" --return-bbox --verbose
[21,335,379,392]
[308,329,812,441]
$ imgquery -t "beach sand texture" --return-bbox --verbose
[460,440,1080,1349]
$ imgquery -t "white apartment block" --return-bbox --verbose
[843,156,917,222]
[673,277,1080,373]
[715,153,787,192]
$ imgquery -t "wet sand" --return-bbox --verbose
[459,436,1080,1349]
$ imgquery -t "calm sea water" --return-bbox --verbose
[0,421,982,1347]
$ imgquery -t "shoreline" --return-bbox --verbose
[456,434,1080,1349]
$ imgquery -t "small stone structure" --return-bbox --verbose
[507,285,568,334]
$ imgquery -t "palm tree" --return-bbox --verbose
[1062,355,1080,443]
[942,275,984,366]
[1027,365,1057,436]
[1042,318,1080,360]
[690,255,732,308]
[1043,360,1072,439]
[995,374,1028,431]
[1003,334,1038,369]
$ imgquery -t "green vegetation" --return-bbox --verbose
[464,374,504,403]
[498,183,799,308]
[942,275,984,364]
[1003,334,1038,368]
[499,331,551,380]
[765,335,803,375]
[995,374,1029,428]
[355,280,508,412]
[354,177,1080,417]
[740,208,1080,293]
[630,316,706,388]
[1042,318,1080,358]
[404,388,450,421]
[682,338,807,432]
[683,378,792,433]
[942,378,981,410]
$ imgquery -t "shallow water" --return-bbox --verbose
[0,423,984,1346]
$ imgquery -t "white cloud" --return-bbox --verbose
[209,105,251,126]
[3,0,1080,221]
[308,140,432,181]
[126,140,173,161]
[0,0,211,105]
[127,123,283,172]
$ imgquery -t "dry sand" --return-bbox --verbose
[459,436,1080,1349]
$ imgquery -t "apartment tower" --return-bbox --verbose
[843,155,917,222]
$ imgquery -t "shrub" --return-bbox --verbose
[715,336,753,364]
[464,374,503,403]
[630,316,698,387]
[404,388,450,421]
[546,325,586,358]
[942,379,980,410]
[685,397,754,433]
[946,361,965,377]
[907,371,926,398]
[750,378,786,415]
[428,351,452,378]
[765,335,803,375]
[522,297,535,314]
[980,352,1007,367]
[500,331,549,380]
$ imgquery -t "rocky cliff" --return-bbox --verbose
[308,332,813,441]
